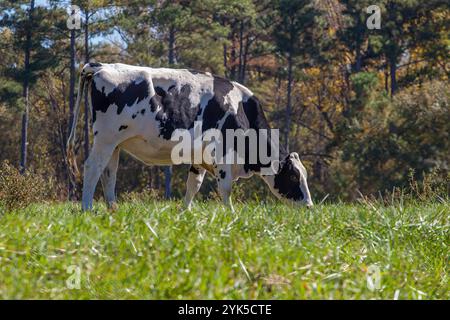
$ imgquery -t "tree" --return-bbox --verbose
[0,0,448,202]
[274,0,322,152]
[20,0,35,174]
[0,0,58,172]
[369,0,448,96]
[338,0,378,73]
[66,3,81,199]
[212,0,258,82]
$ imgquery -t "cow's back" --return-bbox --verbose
[87,63,257,135]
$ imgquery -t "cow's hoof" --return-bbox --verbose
[178,202,190,213]
[183,200,193,212]
[81,205,92,211]
[107,202,119,212]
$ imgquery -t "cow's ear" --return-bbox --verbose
[289,152,299,160]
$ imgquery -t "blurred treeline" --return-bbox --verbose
[0,0,448,203]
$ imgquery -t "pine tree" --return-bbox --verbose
[0,0,60,172]
[273,0,322,152]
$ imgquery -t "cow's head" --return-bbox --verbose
[264,152,313,207]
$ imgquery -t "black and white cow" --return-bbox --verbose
[68,63,313,211]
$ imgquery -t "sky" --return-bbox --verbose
[35,0,50,7]
[32,0,124,47]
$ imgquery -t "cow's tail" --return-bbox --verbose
[66,63,98,177]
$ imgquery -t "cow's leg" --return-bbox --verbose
[82,143,116,211]
[215,165,234,212]
[100,147,120,210]
[184,165,206,210]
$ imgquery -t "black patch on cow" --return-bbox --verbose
[119,125,128,131]
[214,95,284,174]
[105,168,110,177]
[240,97,288,174]
[201,76,234,133]
[154,86,166,97]
[141,109,146,115]
[189,166,200,175]
[94,131,98,136]
[132,113,137,119]
[149,96,160,113]
[91,79,149,122]
[202,98,226,133]
[219,113,239,158]
[219,170,226,179]
[152,84,199,140]
[242,97,270,131]
[273,157,304,201]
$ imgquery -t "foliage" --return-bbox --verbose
[332,80,449,199]
[0,161,55,211]
[0,0,448,202]
[405,168,449,202]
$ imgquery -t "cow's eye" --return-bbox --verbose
[291,175,297,182]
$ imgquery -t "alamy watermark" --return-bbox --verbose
[170,121,280,175]
[366,264,381,291]
[66,265,81,290]
[366,5,381,30]
[66,4,382,31]
[66,5,81,30]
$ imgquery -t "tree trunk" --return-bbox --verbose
[164,25,176,199]
[230,27,236,81]
[153,166,160,190]
[285,51,293,153]
[389,56,397,96]
[241,35,250,85]
[355,45,362,72]
[238,20,244,83]
[20,0,35,174]
[223,43,228,77]
[384,58,389,93]
[69,29,76,142]
[83,10,90,162]
[68,28,77,198]
[314,95,325,183]
[168,25,176,65]
[164,166,172,199]
[354,28,363,72]
[222,18,228,78]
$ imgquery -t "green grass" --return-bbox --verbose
[0,200,448,299]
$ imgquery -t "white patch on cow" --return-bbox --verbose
[290,154,313,206]
[232,81,253,98]
[224,85,244,114]
[150,68,214,108]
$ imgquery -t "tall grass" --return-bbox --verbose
[0,199,447,299]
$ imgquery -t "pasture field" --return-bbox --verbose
[0,200,448,299]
